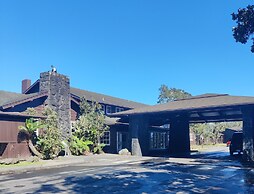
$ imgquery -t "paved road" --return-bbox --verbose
[1,147,254,194]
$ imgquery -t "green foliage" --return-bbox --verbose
[18,118,43,137]
[37,106,63,159]
[191,122,243,145]
[72,98,109,154]
[24,107,38,116]
[41,106,58,130]
[190,124,206,145]
[208,123,225,145]
[157,85,191,104]
[93,143,105,154]
[18,118,44,158]
[69,135,93,155]
[18,118,44,147]
[232,5,254,52]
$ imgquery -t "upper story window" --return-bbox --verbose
[101,104,105,114]
[115,107,124,113]
[106,105,111,114]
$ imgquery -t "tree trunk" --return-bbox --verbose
[28,140,43,159]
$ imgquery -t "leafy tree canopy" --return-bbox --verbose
[157,84,191,104]
[72,98,109,154]
[232,5,254,52]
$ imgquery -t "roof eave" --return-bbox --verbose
[1,92,48,110]
[110,102,254,118]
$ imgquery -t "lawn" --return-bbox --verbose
[191,143,227,152]
[0,161,44,168]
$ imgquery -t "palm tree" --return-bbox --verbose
[19,118,44,159]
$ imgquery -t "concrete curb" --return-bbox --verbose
[0,154,152,175]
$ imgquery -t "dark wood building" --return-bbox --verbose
[0,112,43,158]
[0,70,147,158]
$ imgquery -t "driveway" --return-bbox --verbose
[0,146,254,194]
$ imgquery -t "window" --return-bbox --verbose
[150,131,169,150]
[101,104,105,113]
[106,105,111,114]
[115,107,124,113]
[162,124,170,129]
[100,131,110,146]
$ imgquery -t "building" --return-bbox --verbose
[0,111,44,158]
[5,70,254,161]
[111,93,254,161]
[0,70,147,158]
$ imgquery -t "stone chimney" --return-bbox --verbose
[39,71,71,140]
[22,79,31,94]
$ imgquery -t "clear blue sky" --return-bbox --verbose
[0,1,254,105]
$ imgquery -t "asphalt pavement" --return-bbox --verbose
[0,146,254,194]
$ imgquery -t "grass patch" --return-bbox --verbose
[191,143,227,151]
[0,161,44,168]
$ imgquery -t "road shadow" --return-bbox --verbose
[32,153,254,194]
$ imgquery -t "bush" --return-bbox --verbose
[70,135,93,155]
[37,107,63,159]
[93,143,105,154]
[71,98,109,154]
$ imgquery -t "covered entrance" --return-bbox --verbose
[111,94,254,161]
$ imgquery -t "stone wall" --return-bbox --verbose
[39,71,71,140]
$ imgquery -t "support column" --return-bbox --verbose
[169,114,190,156]
[242,107,254,161]
[129,115,149,156]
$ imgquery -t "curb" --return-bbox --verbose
[0,154,151,175]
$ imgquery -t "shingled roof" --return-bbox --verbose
[0,90,43,107]
[0,86,147,110]
[111,94,254,117]
[0,90,47,109]
[70,87,147,109]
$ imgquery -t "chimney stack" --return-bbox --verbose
[22,79,31,94]
[39,71,71,140]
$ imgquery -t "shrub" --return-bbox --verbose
[69,135,93,155]
[72,98,109,154]
[37,107,63,159]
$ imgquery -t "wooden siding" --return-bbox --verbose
[71,108,78,121]
[1,142,30,158]
[0,119,30,158]
[0,120,24,142]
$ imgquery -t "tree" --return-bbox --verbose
[72,98,109,154]
[157,84,242,146]
[18,118,44,159]
[207,123,225,145]
[157,84,191,104]
[232,5,254,52]
[37,106,63,159]
[24,107,38,116]
[190,124,206,145]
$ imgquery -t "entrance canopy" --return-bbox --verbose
[111,94,254,125]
